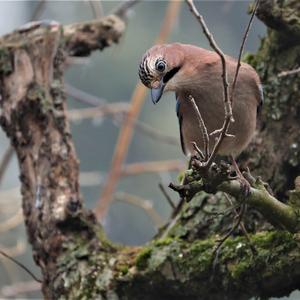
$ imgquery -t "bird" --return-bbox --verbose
[138,43,263,160]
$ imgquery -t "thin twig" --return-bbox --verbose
[230,0,260,106]
[0,249,42,283]
[65,83,105,106]
[0,240,26,257]
[122,160,185,176]
[112,114,179,146]
[30,0,46,21]
[223,193,257,254]
[188,95,209,160]
[67,103,129,121]
[88,0,104,18]
[95,0,182,221]
[114,192,164,228]
[66,84,179,145]
[185,0,232,168]
[278,67,300,77]
[79,160,185,186]
[158,183,176,209]
[0,145,14,186]
[191,142,205,159]
[186,0,232,121]
[212,203,246,269]
[0,209,23,233]
[1,281,41,298]
[112,0,140,20]
[132,119,179,146]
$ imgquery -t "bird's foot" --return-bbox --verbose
[237,175,251,197]
[230,156,252,197]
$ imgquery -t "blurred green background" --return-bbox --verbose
[2,1,294,299]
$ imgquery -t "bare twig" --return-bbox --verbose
[0,240,26,257]
[65,83,105,106]
[122,160,185,177]
[0,249,42,283]
[158,183,176,210]
[79,160,185,187]
[30,0,46,21]
[0,187,21,212]
[95,0,182,221]
[278,67,300,77]
[0,209,23,233]
[66,83,179,145]
[112,0,141,20]
[114,192,164,228]
[185,0,232,168]
[223,193,257,254]
[186,0,232,121]
[188,95,209,160]
[230,0,260,106]
[88,0,104,18]
[1,281,41,298]
[133,119,179,146]
[67,103,129,121]
[191,142,205,160]
[0,145,14,186]
[212,203,246,268]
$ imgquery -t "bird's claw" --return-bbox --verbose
[238,176,251,198]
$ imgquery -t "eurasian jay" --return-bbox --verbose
[138,43,263,158]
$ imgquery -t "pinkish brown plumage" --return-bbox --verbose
[138,43,263,157]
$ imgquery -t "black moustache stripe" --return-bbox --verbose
[163,66,181,84]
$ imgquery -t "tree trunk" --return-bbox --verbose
[241,0,300,199]
[0,1,299,299]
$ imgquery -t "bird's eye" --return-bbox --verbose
[155,60,166,72]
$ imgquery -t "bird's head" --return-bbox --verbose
[138,44,184,104]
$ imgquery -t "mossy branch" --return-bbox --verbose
[218,177,300,232]
[170,166,300,233]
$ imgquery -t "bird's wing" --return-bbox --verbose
[175,94,187,155]
[257,83,264,114]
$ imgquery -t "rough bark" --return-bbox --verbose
[0,1,299,299]
[0,15,125,298]
[241,0,300,199]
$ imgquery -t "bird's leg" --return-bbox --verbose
[230,154,251,197]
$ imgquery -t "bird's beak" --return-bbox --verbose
[151,79,165,104]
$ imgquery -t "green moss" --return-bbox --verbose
[119,265,129,275]
[135,247,152,270]
[251,231,296,250]
[154,237,175,247]
[26,83,54,114]
[0,47,13,75]
[230,260,251,280]
[189,239,214,254]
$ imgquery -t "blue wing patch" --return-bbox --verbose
[176,97,180,117]
[175,96,186,155]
